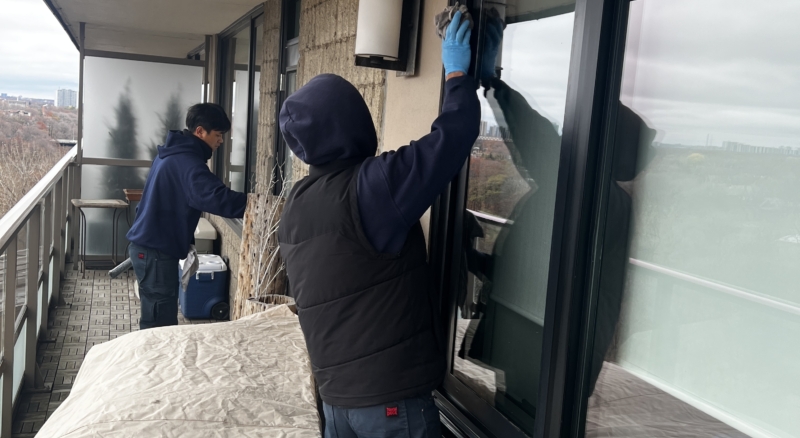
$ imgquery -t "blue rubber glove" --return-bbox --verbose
[442,10,472,76]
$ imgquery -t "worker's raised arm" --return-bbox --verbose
[357,12,480,254]
[184,163,247,218]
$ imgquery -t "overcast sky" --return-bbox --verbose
[0,0,79,99]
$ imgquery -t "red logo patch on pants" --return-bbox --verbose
[138,253,145,259]
[386,407,398,417]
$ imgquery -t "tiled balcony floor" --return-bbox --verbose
[11,267,217,437]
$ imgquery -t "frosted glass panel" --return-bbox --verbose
[81,56,201,258]
[13,320,25,402]
[81,165,145,257]
[83,57,203,162]
[586,1,800,437]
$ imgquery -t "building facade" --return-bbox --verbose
[56,88,77,107]
[46,0,800,436]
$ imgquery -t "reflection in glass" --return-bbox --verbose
[453,3,575,435]
[228,27,251,192]
[586,1,800,437]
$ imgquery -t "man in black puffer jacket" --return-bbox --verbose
[277,12,479,438]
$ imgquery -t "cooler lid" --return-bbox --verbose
[181,254,227,273]
[195,217,217,240]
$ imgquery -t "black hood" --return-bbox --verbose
[158,129,213,161]
[279,74,377,166]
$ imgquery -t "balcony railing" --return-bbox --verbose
[0,147,78,437]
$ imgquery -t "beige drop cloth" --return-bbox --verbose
[37,306,320,438]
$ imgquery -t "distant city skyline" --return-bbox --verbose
[56,88,77,107]
[1,0,78,100]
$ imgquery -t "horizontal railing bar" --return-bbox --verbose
[0,148,77,252]
[629,257,800,317]
[466,209,514,226]
[81,157,153,167]
[14,305,27,343]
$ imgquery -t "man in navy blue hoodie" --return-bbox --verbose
[278,12,479,437]
[127,103,247,330]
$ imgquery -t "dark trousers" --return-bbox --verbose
[323,394,441,438]
[129,243,179,330]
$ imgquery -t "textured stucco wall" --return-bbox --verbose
[291,0,387,180]
[254,0,284,192]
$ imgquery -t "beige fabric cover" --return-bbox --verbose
[38,306,320,438]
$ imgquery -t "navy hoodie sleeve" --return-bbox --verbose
[184,163,247,218]
[357,75,480,254]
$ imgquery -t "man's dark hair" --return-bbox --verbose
[186,103,231,133]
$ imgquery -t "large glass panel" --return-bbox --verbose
[82,57,202,258]
[452,2,575,434]
[15,224,27,313]
[83,56,203,163]
[228,27,251,193]
[1,247,6,357]
[585,1,800,437]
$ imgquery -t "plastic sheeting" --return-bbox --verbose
[38,306,321,437]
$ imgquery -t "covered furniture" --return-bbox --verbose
[38,306,321,437]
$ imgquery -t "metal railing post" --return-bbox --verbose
[52,177,64,306]
[24,207,41,389]
[41,192,53,339]
[73,165,81,268]
[2,236,18,438]
[66,165,78,266]
[63,166,71,264]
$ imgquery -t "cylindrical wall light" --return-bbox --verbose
[355,0,404,60]
[354,0,422,74]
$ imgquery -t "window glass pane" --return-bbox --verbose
[287,0,301,39]
[228,26,251,192]
[453,2,575,435]
[286,39,300,69]
[281,70,298,192]
[586,1,800,437]
[13,319,26,402]
[249,21,264,193]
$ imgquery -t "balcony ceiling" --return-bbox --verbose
[45,0,267,58]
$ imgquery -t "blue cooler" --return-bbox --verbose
[179,254,230,320]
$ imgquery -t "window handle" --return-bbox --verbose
[279,74,285,92]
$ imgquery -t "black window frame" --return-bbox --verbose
[215,5,265,194]
[429,0,631,437]
[272,0,302,196]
